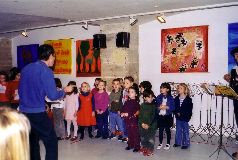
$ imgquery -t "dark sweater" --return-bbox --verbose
[139,102,157,131]
[121,99,140,124]
[109,89,122,112]
[174,95,193,122]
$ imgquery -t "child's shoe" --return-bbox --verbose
[156,144,163,150]
[125,146,131,150]
[108,134,116,139]
[89,134,94,138]
[133,149,139,152]
[173,144,180,147]
[95,135,101,138]
[164,144,170,150]
[65,135,71,140]
[122,137,128,143]
[70,136,78,141]
[118,135,123,141]
[181,146,189,149]
[79,135,84,140]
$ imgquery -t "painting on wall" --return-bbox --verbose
[17,44,39,70]
[161,25,208,73]
[228,23,238,72]
[44,39,72,74]
[76,39,101,77]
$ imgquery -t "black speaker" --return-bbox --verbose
[116,32,130,48]
[93,34,106,49]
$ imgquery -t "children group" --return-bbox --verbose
[48,76,193,157]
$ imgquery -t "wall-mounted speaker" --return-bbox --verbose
[93,34,106,49]
[116,32,130,48]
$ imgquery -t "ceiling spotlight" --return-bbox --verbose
[157,13,166,23]
[82,21,88,30]
[21,30,28,37]
[129,16,138,26]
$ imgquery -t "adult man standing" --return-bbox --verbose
[19,44,72,160]
[224,46,238,158]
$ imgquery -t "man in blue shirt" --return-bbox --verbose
[19,44,72,160]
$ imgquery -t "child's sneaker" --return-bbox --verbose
[118,135,123,141]
[108,134,116,139]
[156,144,163,150]
[70,136,78,141]
[65,135,71,140]
[122,137,128,143]
[164,144,170,150]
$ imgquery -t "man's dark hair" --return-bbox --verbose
[38,44,55,61]
[231,47,238,57]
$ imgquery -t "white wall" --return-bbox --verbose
[139,6,238,95]
[12,24,100,88]
[139,6,238,133]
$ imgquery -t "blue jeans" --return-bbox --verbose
[175,119,190,147]
[24,112,58,160]
[109,112,123,133]
[96,109,109,138]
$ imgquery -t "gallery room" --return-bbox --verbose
[0,0,238,160]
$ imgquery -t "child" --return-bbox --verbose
[173,83,193,149]
[64,81,79,141]
[139,81,152,105]
[91,78,101,95]
[94,80,110,139]
[119,76,134,142]
[139,89,157,156]
[121,84,140,152]
[0,71,9,107]
[45,78,65,140]
[6,68,21,110]
[0,107,30,160]
[109,78,123,139]
[77,82,96,140]
[156,82,175,150]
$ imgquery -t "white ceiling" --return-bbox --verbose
[0,0,238,38]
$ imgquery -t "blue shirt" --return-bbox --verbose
[19,61,65,113]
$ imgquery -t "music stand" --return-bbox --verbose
[208,85,238,160]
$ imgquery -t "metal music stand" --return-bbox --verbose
[209,85,238,160]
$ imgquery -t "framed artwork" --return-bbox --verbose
[76,39,101,77]
[44,39,72,74]
[228,23,238,72]
[161,25,208,73]
[17,44,39,70]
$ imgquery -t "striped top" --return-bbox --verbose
[179,96,185,107]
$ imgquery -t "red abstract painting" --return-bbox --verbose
[161,25,208,73]
[76,39,101,77]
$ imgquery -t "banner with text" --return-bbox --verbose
[44,39,72,74]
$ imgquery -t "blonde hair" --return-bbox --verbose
[0,107,31,160]
[178,83,190,96]
[81,82,90,92]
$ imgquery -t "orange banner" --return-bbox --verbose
[44,39,72,74]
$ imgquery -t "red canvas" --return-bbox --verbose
[76,39,101,77]
[161,25,208,73]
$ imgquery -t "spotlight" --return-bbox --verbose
[157,14,166,23]
[129,16,138,26]
[21,30,28,37]
[82,21,88,30]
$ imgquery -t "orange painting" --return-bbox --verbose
[161,25,208,73]
[76,39,101,77]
